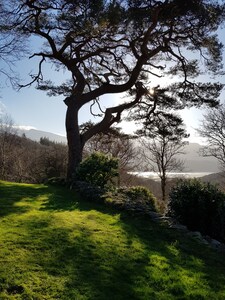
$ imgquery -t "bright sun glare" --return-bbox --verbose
[149,88,155,95]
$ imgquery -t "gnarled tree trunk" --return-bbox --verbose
[65,99,84,181]
[64,84,148,181]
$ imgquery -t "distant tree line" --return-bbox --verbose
[0,116,67,183]
[0,115,138,185]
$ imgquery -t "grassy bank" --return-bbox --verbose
[0,180,225,299]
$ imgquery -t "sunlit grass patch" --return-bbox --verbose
[0,180,225,299]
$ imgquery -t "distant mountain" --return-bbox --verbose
[16,128,220,173]
[201,172,225,185]
[17,128,67,144]
[180,143,219,173]
[136,142,220,173]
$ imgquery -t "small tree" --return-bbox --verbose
[198,105,225,172]
[141,114,188,202]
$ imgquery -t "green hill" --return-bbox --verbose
[0,180,225,299]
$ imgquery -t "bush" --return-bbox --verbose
[74,181,105,203]
[122,186,158,212]
[168,178,225,242]
[75,152,119,189]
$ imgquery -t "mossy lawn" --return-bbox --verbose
[0,180,225,299]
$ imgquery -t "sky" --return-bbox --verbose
[0,27,225,144]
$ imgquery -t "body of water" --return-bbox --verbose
[130,172,215,181]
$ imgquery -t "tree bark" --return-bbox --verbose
[65,98,83,181]
[161,172,166,202]
[64,83,148,181]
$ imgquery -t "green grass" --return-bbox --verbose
[0,180,225,299]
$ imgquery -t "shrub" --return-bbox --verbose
[75,152,119,189]
[74,181,105,203]
[122,186,158,211]
[168,178,225,242]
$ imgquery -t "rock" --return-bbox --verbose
[210,239,221,249]
[203,237,225,251]
[147,211,161,219]
[169,224,188,231]
[187,231,202,240]
[199,238,209,246]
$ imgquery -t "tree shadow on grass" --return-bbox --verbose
[0,181,49,217]
[2,182,225,299]
[18,211,225,299]
[0,181,120,217]
[40,184,121,216]
[119,220,225,298]
[119,215,225,298]
[38,185,79,211]
[31,184,225,298]
[19,217,151,299]
[55,220,225,299]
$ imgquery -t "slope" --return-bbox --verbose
[0,181,225,299]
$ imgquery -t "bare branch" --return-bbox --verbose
[18,56,45,89]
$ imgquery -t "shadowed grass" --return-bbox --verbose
[0,180,225,299]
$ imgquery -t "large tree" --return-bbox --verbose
[3,0,225,180]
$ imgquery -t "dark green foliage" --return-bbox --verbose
[73,180,105,203]
[168,179,225,242]
[75,152,119,189]
[122,185,157,212]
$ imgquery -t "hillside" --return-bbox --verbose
[0,181,225,299]
[17,128,67,144]
[200,172,225,190]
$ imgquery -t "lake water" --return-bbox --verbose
[130,171,215,181]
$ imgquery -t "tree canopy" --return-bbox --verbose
[2,0,225,179]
